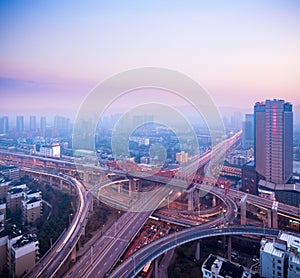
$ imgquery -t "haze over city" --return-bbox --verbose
[1,0,300,120]
[1,1,300,278]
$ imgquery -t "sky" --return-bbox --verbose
[0,0,300,121]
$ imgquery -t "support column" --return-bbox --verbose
[129,179,134,197]
[195,240,201,261]
[227,236,232,260]
[272,201,278,229]
[117,182,121,193]
[49,176,53,186]
[188,189,194,211]
[194,189,200,211]
[240,194,247,225]
[154,258,159,278]
[59,179,63,190]
[90,197,94,212]
[71,246,76,263]
[267,209,272,228]
[212,195,216,207]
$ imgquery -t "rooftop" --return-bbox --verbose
[8,187,23,195]
[12,233,38,249]
[262,241,285,258]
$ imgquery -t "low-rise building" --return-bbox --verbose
[22,197,42,224]
[8,233,39,277]
[0,165,20,181]
[202,254,260,278]
[0,174,11,199]
[260,231,300,278]
[176,151,188,164]
[7,188,24,213]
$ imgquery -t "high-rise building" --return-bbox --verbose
[242,114,254,149]
[54,115,70,136]
[254,100,293,184]
[230,111,242,131]
[0,116,9,134]
[16,116,24,133]
[29,115,36,132]
[40,116,46,137]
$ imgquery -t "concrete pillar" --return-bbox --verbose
[267,209,272,228]
[194,189,200,211]
[188,189,194,211]
[195,240,201,260]
[59,179,63,190]
[272,201,278,229]
[49,176,53,186]
[240,194,247,225]
[227,236,232,260]
[117,182,121,194]
[212,195,216,207]
[154,258,159,278]
[71,246,76,263]
[90,197,94,212]
[129,179,134,197]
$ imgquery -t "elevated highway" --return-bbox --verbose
[22,169,93,278]
[110,227,280,278]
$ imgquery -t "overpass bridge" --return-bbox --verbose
[110,226,280,278]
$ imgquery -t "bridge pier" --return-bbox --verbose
[71,246,77,263]
[154,258,159,278]
[59,179,63,190]
[212,195,216,207]
[272,201,278,229]
[267,209,272,228]
[195,240,201,260]
[188,189,194,211]
[239,194,247,225]
[50,176,53,186]
[194,188,200,211]
[117,182,121,194]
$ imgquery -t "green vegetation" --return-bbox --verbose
[36,184,75,256]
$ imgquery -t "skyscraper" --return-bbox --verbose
[254,99,293,184]
[0,116,9,134]
[29,116,36,132]
[242,114,254,149]
[16,116,24,133]
[40,116,46,137]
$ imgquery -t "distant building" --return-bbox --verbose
[231,111,242,131]
[176,151,188,163]
[0,165,20,181]
[0,116,9,134]
[255,99,293,184]
[40,116,46,137]
[202,254,259,278]
[54,115,71,136]
[34,143,61,158]
[0,235,8,272]
[260,231,300,278]
[242,114,254,149]
[16,116,24,133]
[29,116,36,132]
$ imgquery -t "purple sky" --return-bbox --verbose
[1,0,300,121]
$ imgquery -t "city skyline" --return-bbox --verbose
[1,0,300,118]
